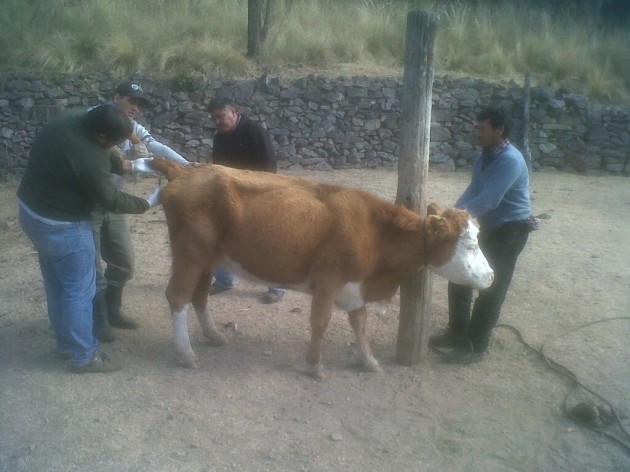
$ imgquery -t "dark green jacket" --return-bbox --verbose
[17,109,149,221]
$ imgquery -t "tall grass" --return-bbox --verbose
[0,0,628,102]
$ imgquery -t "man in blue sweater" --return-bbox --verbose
[430,106,532,363]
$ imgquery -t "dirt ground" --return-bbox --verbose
[1,168,629,472]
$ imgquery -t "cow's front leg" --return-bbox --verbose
[348,306,382,373]
[307,293,335,379]
[171,304,199,368]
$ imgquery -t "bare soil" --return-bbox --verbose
[1,169,629,472]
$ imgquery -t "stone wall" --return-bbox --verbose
[1,72,629,179]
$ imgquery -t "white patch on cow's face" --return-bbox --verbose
[430,220,494,289]
[334,282,365,312]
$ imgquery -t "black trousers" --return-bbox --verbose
[447,220,530,351]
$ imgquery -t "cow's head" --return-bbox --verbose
[424,204,493,289]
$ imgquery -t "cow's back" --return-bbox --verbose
[160,165,420,288]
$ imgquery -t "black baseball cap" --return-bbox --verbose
[115,82,151,105]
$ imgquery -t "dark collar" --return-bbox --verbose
[481,139,510,170]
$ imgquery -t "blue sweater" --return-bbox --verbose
[456,143,531,231]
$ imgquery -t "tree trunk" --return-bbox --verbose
[247,0,262,58]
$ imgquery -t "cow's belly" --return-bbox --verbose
[217,257,365,312]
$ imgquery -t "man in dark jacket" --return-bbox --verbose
[208,96,285,304]
[17,105,159,373]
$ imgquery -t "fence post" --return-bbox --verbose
[523,72,533,176]
[395,11,439,365]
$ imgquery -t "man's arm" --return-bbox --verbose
[134,122,190,165]
[109,146,129,174]
[457,157,521,219]
[251,122,277,173]
[73,145,149,214]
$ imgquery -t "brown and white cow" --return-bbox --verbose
[150,157,493,378]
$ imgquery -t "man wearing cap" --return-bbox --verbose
[91,82,191,342]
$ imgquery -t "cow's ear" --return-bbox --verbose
[426,214,449,238]
[427,202,442,216]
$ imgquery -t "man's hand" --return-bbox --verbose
[145,186,161,208]
[132,142,150,158]
[131,157,158,175]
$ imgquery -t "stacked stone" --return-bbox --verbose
[1,72,628,179]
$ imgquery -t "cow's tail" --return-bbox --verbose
[151,157,186,182]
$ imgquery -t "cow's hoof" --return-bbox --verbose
[178,355,200,369]
[308,363,326,380]
[206,332,227,346]
[363,359,383,373]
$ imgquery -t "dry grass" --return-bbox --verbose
[1,0,628,102]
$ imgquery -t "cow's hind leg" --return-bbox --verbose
[348,306,382,373]
[191,271,226,346]
[166,258,207,368]
[307,292,335,379]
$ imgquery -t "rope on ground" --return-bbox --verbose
[496,317,630,454]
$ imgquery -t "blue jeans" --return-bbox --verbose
[213,267,237,288]
[19,206,98,367]
[213,267,286,295]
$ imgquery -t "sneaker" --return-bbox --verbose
[54,350,71,361]
[72,351,122,374]
[209,284,234,296]
[441,345,487,364]
[429,329,467,349]
[261,289,284,304]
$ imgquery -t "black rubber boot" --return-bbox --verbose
[105,285,139,330]
[93,290,115,343]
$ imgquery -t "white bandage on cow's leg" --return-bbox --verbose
[348,307,382,373]
[172,304,199,369]
[194,303,226,346]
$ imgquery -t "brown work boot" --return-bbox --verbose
[72,351,122,374]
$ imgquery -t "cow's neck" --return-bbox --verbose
[361,215,427,302]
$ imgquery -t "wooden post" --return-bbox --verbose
[247,0,262,58]
[523,73,533,177]
[395,11,439,365]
